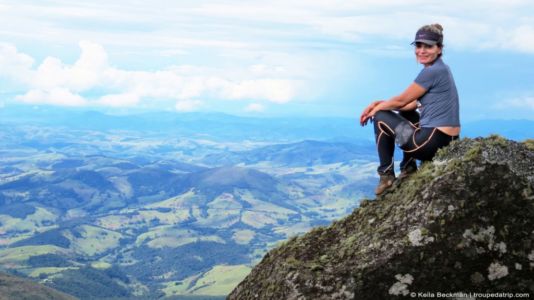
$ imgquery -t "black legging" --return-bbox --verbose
[373,110,458,175]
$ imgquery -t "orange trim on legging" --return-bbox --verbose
[376,131,383,149]
[404,128,437,153]
[412,127,420,147]
[376,121,394,150]
[378,121,394,136]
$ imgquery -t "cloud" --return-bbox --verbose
[1,1,534,54]
[175,99,203,112]
[504,25,534,53]
[30,41,107,91]
[220,79,300,104]
[0,43,34,82]
[245,103,265,112]
[0,42,305,108]
[1,0,533,118]
[249,64,288,76]
[16,88,87,106]
[496,96,534,110]
[97,93,140,107]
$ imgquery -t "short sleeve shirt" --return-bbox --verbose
[414,58,460,127]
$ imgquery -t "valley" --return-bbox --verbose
[0,114,377,298]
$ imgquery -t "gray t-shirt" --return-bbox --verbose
[414,58,460,127]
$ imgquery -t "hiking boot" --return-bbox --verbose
[375,173,395,195]
[398,163,417,180]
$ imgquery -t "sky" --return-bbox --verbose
[0,0,533,120]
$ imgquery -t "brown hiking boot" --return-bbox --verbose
[375,173,395,195]
[398,163,417,180]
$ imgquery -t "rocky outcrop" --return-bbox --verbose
[229,136,534,299]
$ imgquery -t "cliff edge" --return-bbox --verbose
[229,136,534,299]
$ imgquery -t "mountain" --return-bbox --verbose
[0,161,186,212]
[229,136,534,299]
[462,119,534,141]
[0,122,377,298]
[202,140,376,167]
[3,108,530,298]
[0,105,369,141]
[0,272,77,300]
[2,105,532,143]
[184,166,282,196]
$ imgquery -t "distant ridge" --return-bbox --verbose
[0,106,366,141]
[202,140,376,166]
[1,105,532,141]
[462,119,534,141]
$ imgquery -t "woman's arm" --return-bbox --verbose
[367,83,426,117]
[398,100,418,111]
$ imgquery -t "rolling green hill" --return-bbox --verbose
[202,140,376,166]
[0,123,377,298]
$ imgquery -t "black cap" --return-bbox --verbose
[411,29,443,46]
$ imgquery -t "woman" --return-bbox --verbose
[360,23,460,195]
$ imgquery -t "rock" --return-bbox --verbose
[229,136,534,299]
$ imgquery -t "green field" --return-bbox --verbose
[163,264,252,297]
[0,245,67,264]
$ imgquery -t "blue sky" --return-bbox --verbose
[0,0,533,121]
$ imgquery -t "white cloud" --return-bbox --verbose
[97,93,140,107]
[175,99,203,112]
[0,42,305,108]
[220,79,300,104]
[497,96,534,110]
[29,41,107,92]
[245,103,265,112]
[1,0,534,54]
[0,0,533,117]
[249,64,287,76]
[505,25,534,53]
[71,41,108,88]
[16,88,87,106]
[0,43,34,82]
[33,57,69,89]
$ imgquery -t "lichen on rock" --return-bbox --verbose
[229,136,534,299]
[388,274,414,296]
[487,262,509,281]
[408,228,434,246]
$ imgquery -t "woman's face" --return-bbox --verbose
[415,42,442,66]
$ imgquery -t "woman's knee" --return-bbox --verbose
[374,110,395,122]
[399,110,420,124]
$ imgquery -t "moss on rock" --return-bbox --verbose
[229,136,534,300]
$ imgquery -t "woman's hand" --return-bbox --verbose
[360,100,383,126]
[360,83,426,126]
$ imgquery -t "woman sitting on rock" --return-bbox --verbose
[360,23,460,195]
